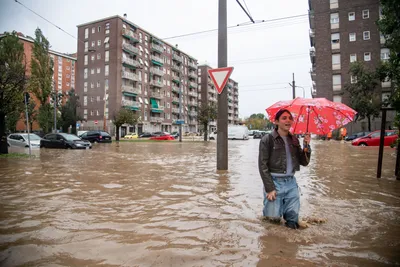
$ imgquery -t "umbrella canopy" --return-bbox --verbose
[266,97,357,135]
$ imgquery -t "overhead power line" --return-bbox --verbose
[236,0,255,23]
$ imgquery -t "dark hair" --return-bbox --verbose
[275,109,292,121]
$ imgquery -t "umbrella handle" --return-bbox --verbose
[303,133,310,153]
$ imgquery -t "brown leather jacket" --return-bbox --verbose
[258,130,311,193]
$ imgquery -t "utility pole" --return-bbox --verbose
[53,85,57,133]
[179,79,182,142]
[217,0,228,170]
[24,92,31,156]
[292,73,296,99]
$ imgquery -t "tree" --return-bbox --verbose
[5,111,21,134]
[24,101,37,131]
[197,102,217,141]
[345,62,381,131]
[113,108,138,141]
[376,0,400,127]
[250,113,266,120]
[60,89,80,134]
[246,113,273,130]
[0,31,26,154]
[27,28,54,133]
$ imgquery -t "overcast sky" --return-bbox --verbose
[0,0,312,119]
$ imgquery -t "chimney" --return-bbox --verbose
[123,13,127,19]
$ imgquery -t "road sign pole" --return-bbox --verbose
[217,0,228,170]
[179,80,182,142]
[24,93,31,156]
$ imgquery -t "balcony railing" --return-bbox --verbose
[122,71,139,81]
[150,67,164,76]
[172,97,180,103]
[172,108,180,114]
[172,53,183,62]
[122,57,140,68]
[171,64,181,72]
[121,85,140,95]
[150,80,163,88]
[150,117,164,123]
[189,82,197,88]
[188,91,197,97]
[188,72,197,79]
[150,91,164,99]
[188,101,197,106]
[123,43,139,55]
[188,120,197,125]
[151,55,163,63]
[122,29,139,42]
[151,43,164,53]
[171,85,180,93]
[172,75,181,83]
[234,104,239,109]
[209,96,217,102]
[188,62,197,70]
[189,111,197,116]
[122,99,140,108]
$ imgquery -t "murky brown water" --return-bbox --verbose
[0,139,399,266]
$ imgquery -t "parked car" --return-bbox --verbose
[171,132,179,139]
[150,132,175,141]
[80,130,112,143]
[345,131,370,141]
[351,130,397,146]
[139,132,153,138]
[40,133,92,149]
[124,133,138,139]
[209,131,217,140]
[228,125,249,140]
[7,133,42,148]
[253,131,267,139]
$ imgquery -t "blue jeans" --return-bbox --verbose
[263,176,300,229]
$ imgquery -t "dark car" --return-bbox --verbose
[139,132,153,138]
[80,130,112,143]
[40,133,92,149]
[345,131,370,141]
[171,132,179,139]
[253,131,265,139]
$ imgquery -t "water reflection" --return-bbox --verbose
[0,140,399,266]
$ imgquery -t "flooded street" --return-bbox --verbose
[0,140,399,266]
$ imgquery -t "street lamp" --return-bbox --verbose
[296,86,306,98]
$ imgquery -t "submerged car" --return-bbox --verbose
[7,133,42,148]
[80,130,112,143]
[345,131,370,141]
[150,132,175,141]
[351,130,397,146]
[124,133,138,139]
[40,133,92,149]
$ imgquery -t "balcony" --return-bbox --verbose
[122,85,140,96]
[189,111,197,117]
[171,64,181,72]
[189,81,197,89]
[188,101,197,107]
[188,91,197,98]
[150,67,164,77]
[188,72,197,79]
[234,90,238,96]
[122,99,140,110]
[228,116,233,121]
[172,53,183,62]
[188,119,197,125]
[172,97,180,104]
[188,61,197,70]
[150,117,164,123]
[122,29,139,43]
[234,103,238,109]
[150,80,163,88]
[310,67,316,81]
[122,57,140,69]
[172,75,181,84]
[228,101,233,107]
[151,43,164,54]
[150,90,164,99]
[171,85,180,94]
[172,108,180,114]
[309,29,315,47]
[309,47,316,64]
[151,55,163,66]
[308,9,315,29]
[122,71,139,81]
[209,96,217,102]
[150,98,164,113]
[122,43,139,55]
[382,80,392,88]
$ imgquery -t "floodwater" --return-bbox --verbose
[0,139,399,267]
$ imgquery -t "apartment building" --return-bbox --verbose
[309,0,393,131]
[0,32,77,131]
[76,15,199,136]
[198,65,240,131]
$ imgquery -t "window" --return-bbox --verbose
[139,32,143,39]
[91,69,94,74]
[105,51,109,62]
[350,54,357,63]
[333,95,342,103]
[84,41,88,52]
[104,37,109,45]
[105,65,109,76]
[66,66,70,70]
[364,52,371,61]
[90,96,94,102]
[91,55,95,61]
[167,103,170,108]
[97,96,101,102]
[84,68,88,79]
[381,48,390,61]
[97,53,101,60]
[330,13,339,29]
[332,75,341,91]
[348,12,355,21]
[90,110,93,116]
[363,31,370,40]
[349,33,356,42]
[105,23,110,34]
[145,35,148,41]
[91,41,95,47]
[84,96,87,106]
[84,82,88,92]
[84,55,88,65]
[97,40,101,47]
[145,73,148,83]
[98,26,101,32]
[382,93,391,103]
[91,82,94,88]
[330,0,338,9]
[362,9,369,19]
[97,68,100,74]
[84,28,89,39]
[84,109,87,115]
[332,54,341,70]
[66,82,70,86]
[331,33,340,49]
[97,81,100,88]
[92,27,95,34]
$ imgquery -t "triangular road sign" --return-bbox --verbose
[208,67,234,94]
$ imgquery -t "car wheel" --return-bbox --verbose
[359,143,367,146]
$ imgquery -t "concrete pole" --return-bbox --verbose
[217,0,228,170]
[179,80,182,142]
[377,108,386,178]
[292,73,296,99]
[24,93,31,156]
[54,90,57,133]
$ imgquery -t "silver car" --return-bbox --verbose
[7,133,42,148]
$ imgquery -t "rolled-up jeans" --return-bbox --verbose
[263,176,300,229]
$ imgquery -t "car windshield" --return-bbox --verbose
[100,132,110,136]
[60,133,81,141]
[22,134,41,141]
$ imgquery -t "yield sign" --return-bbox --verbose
[208,67,234,94]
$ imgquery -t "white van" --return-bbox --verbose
[228,125,249,140]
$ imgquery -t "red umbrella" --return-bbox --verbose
[266,97,357,135]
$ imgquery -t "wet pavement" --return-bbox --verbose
[0,139,399,266]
